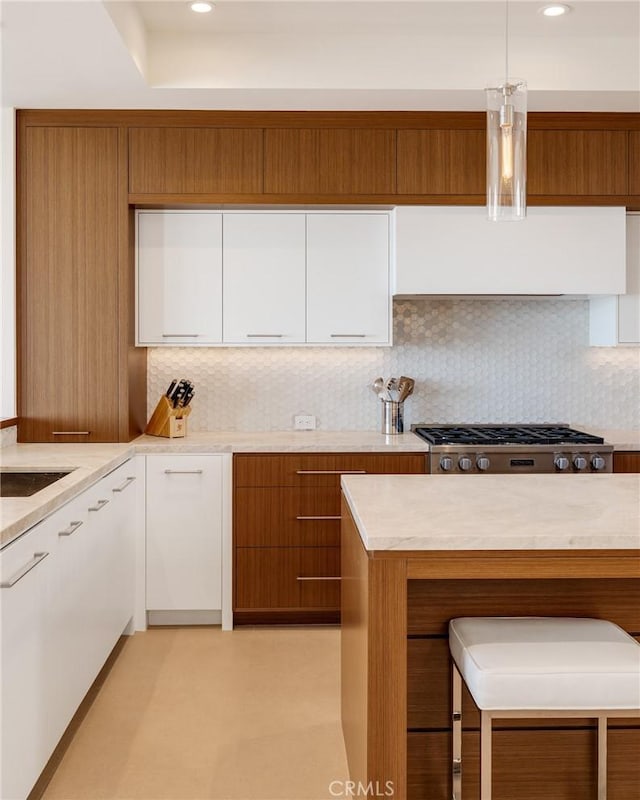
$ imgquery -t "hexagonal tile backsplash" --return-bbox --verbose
[148,298,640,431]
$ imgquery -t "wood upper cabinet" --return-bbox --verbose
[397,129,485,195]
[629,132,640,196]
[264,128,396,195]
[128,127,263,194]
[19,126,137,443]
[528,130,628,196]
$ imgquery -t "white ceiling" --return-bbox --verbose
[1,0,639,110]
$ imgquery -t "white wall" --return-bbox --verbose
[147,298,640,433]
[0,104,16,420]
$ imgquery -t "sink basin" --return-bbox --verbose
[0,471,73,497]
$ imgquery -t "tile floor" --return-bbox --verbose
[42,627,350,800]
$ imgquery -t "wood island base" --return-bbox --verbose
[340,496,640,800]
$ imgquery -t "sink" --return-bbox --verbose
[0,471,74,497]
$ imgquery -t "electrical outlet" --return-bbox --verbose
[294,414,317,430]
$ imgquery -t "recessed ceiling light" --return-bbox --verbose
[540,4,572,16]
[190,2,213,12]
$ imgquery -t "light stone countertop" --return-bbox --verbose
[132,430,428,454]
[579,428,640,452]
[341,473,640,552]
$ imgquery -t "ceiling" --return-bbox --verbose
[1,0,639,111]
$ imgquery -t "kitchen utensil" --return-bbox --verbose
[381,400,403,434]
[371,377,384,396]
[398,376,415,402]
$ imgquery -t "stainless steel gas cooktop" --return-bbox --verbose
[412,424,613,474]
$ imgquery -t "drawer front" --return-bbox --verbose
[408,578,640,636]
[235,487,340,547]
[614,452,640,473]
[235,547,340,609]
[234,453,426,487]
[408,728,640,800]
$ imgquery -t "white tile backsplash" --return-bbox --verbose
[0,425,17,448]
[147,298,640,432]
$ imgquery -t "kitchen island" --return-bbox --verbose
[340,474,640,800]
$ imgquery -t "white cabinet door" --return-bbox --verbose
[222,213,306,344]
[1,519,56,800]
[306,213,391,344]
[394,206,626,295]
[589,214,640,346]
[618,214,640,344]
[137,211,223,345]
[146,455,223,611]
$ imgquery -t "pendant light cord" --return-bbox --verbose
[505,0,509,83]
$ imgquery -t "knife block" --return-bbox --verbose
[145,396,192,438]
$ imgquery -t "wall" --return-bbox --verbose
[147,297,640,433]
[1,106,16,419]
[0,425,17,448]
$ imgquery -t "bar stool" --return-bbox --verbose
[449,617,640,800]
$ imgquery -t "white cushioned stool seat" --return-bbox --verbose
[449,616,640,711]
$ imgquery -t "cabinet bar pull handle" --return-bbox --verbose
[330,334,367,338]
[296,576,342,581]
[162,334,200,338]
[164,469,203,475]
[296,516,341,521]
[296,470,366,475]
[1,552,49,588]
[246,334,284,338]
[88,499,109,512]
[52,431,90,436]
[58,520,83,537]
[113,476,136,493]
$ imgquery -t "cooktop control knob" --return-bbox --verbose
[458,456,473,472]
[439,456,454,472]
[554,455,570,471]
[573,455,587,470]
[476,456,490,471]
[591,455,606,471]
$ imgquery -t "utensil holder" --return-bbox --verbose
[145,396,192,438]
[381,400,404,435]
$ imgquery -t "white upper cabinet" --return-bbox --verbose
[394,206,626,296]
[589,214,640,347]
[137,211,223,345]
[306,214,391,344]
[223,213,306,344]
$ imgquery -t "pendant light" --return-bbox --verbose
[486,0,527,221]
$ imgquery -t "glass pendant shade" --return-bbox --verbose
[486,80,527,221]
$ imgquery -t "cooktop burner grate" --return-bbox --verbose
[413,425,606,447]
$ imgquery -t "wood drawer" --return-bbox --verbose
[235,487,340,547]
[408,728,640,800]
[407,578,640,636]
[234,453,426,487]
[614,452,640,473]
[407,637,640,731]
[235,547,340,609]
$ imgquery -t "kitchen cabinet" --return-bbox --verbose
[306,213,391,344]
[394,206,627,296]
[264,128,396,195]
[128,127,263,195]
[589,214,640,346]
[136,211,223,345]
[397,129,485,196]
[613,452,640,473]
[1,516,56,800]
[629,132,640,196]
[137,211,393,347]
[222,214,307,344]
[18,123,146,443]
[145,455,228,623]
[233,453,425,624]
[0,459,138,800]
[528,130,628,196]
